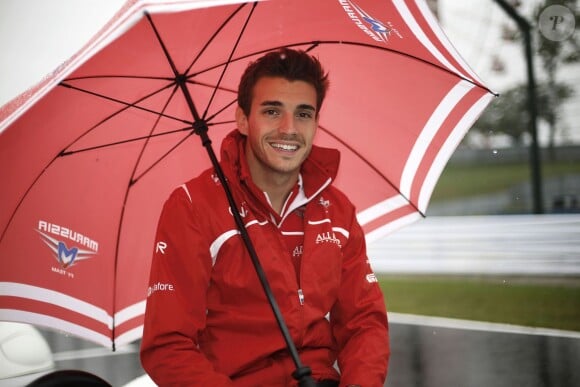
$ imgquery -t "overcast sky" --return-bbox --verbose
[0,0,125,106]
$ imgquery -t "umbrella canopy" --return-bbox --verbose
[0,0,494,348]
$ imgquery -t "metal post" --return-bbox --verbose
[493,0,544,213]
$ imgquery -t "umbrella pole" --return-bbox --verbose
[194,122,317,387]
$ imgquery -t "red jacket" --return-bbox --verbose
[140,130,389,386]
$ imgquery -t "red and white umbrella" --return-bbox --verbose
[0,0,494,348]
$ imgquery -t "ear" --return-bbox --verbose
[236,106,249,135]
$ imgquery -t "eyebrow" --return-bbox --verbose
[260,100,316,112]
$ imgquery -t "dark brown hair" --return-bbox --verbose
[237,48,329,116]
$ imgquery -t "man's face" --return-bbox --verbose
[236,76,318,182]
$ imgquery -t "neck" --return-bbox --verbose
[255,172,298,215]
[242,140,300,214]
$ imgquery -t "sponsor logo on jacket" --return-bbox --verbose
[147,282,175,297]
[315,231,341,247]
[229,202,249,218]
[293,245,304,257]
[366,273,378,283]
[156,241,167,254]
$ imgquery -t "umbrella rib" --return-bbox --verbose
[0,169,48,242]
[129,82,195,185]
[203,97,238,123]
[185,78,238,120]
[59,81,192,126]
[51,81,172,156]
[321,40,496,93]
[131,130,196,185]
[201,2,257,120]
[145,12,204,123]
[186,44,305,79]
[318,124,423,217]
[186,79,237,94]
[65,74,173,82]
[55,81,188,156]
[144,12,180,79]
[183,3,248,77]
[59,126,192,156]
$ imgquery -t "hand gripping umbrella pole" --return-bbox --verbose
[193,120,317,387]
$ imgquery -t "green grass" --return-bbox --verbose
[430,160,580,202]
[380,160,580,331]
[378,275,580,332]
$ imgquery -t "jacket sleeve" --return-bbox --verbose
[140,187,233,386]
[330,207,390,387]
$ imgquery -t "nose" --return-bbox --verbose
[278,112,297,135]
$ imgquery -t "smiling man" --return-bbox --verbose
[141,48,390,387]
[236,75,318,214]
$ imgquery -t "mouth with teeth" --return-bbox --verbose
[269,142,299,152]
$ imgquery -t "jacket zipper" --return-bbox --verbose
[297,288,305,306]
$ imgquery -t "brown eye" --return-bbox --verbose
[263,109,279,117]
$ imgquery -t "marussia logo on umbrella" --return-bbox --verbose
[339,0,402,43]
[36,220,98,269]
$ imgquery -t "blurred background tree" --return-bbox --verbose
[472,81,573,147]
[469,0,578,155]
[533,0,579,157]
